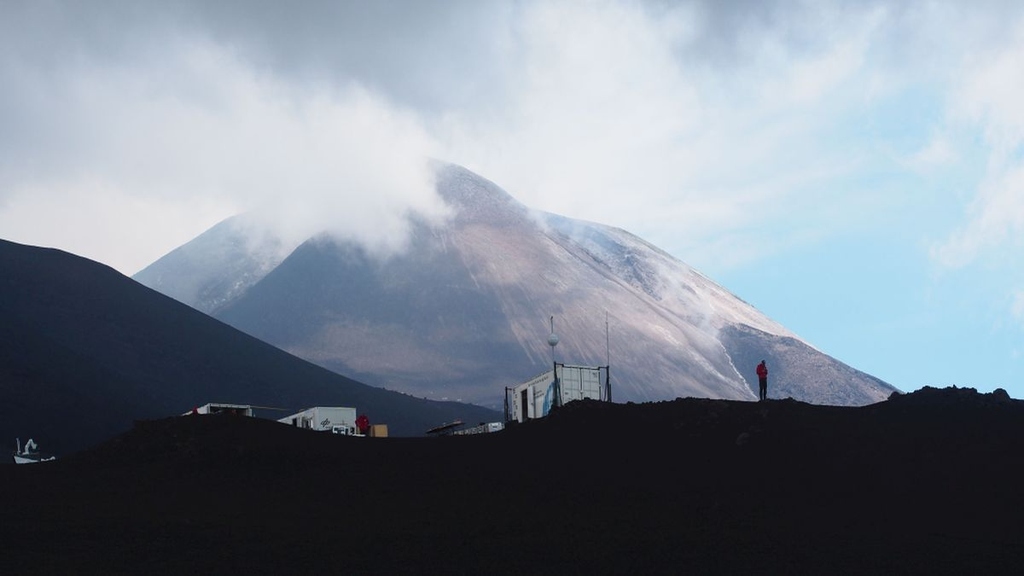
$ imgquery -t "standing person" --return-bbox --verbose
[756,360,768,401]
[356,414,370,436]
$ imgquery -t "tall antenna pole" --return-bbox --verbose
[547,315,560,410]
[605,311,610,367]
[548,315,558,365]
[605,311,612,402]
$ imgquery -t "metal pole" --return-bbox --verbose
[605,311,611,402]
[549,315,560,410]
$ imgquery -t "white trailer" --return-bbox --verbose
[185,403,254,417]
[505,363,609,423]
[279,407,358,435]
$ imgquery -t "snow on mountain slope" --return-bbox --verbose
[546,215,796,338]
[135,163,897,408]
[421,165,787,401]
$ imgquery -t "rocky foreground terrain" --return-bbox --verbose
[2,386,1021,575]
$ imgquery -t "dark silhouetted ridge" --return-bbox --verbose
[1,387,1021,575]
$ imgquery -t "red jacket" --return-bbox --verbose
[756,363,768,378]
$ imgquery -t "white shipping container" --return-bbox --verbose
[507,364,608,423]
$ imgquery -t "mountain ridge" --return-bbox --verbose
[0,238,500,455]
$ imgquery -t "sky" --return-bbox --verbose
[2,0,1023,399]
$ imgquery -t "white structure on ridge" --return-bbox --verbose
[505,363,610,424]
[279,406,358,435]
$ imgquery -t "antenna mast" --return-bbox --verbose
[605,310,610,367]
[605,311,612,403]
[547,315,560,409]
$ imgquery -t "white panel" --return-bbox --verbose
[555,365,604,405]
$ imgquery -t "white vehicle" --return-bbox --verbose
[279,407,358,435]
[452,422,505,435]
[330,425,365,436]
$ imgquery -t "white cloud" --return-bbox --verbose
[904,133,958,173]
[0,34,445,273]
[954,21,1024,156]
[1012,290,1024,324]
[432,1,899,274]
[933,18,1024,271]
[4,0,1024,281]
[932,163,1024,269]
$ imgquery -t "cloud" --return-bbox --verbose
[953,17,1024,155]
[434,1,896,272]
[904,133,958,173]
[932,163,1024,270]
[4,0,1024,281]
[1013,290,1024,325]
[0,16,446,273]
[139,0,518,114]
[932,17,1024,270]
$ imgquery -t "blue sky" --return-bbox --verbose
[1,1,1022,398]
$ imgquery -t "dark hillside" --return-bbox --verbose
[0,387,1020,574]
[0,239,499,455]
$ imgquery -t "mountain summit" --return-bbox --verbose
[135,163,896,408]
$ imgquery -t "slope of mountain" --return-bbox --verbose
[135,163,898,408]
[0,239,499,455]
[132,213,298,315]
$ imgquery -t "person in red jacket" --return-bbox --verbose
[356,414,370,436]
[756,360,768,401]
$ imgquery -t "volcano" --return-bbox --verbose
[136,163,896,408]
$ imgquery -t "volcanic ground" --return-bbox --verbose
[2,386,1022,575]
